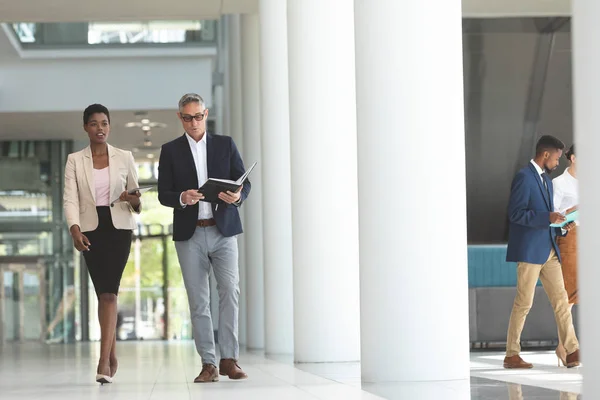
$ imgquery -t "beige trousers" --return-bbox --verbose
[506,249,579,356]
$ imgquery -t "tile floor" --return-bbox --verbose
[0,342,583,399]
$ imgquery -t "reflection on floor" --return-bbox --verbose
[470,350,582,395]
[0,342,582,399]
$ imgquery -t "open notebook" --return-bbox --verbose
[197,162,257,203]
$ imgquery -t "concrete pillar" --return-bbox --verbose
[241,13,265,350]
[287,0,361,362]
[572,0,600,395]
[354,0,470,384]
[226,14,247,346]
[259,0,294,355]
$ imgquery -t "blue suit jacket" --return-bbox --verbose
[157,133,251,241]
[506,163,562,264]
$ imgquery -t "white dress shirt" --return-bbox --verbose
[180,132,213,220]
[553,168,578,215]
[530,159,545,185]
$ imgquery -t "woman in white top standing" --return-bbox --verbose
[63,104,143,384]
[552,144,578,366]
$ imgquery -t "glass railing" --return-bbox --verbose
[0,191,51,223]
[10,20,217,48]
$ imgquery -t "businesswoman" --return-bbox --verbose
[63,104,142,384]
[553,144,578,366]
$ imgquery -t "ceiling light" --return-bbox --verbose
[142,126,151,131]
[141,119,150,124]
[125,121,167,129]
[147,154,155,159]
[143,138,152,147]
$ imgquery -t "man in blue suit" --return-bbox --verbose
[504,135,580,369]
[158,93,250,382]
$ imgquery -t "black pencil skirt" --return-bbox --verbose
[82,206,132,296]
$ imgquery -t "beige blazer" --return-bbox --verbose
[63,144,142,232]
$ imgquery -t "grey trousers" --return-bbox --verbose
[174,226,239,366]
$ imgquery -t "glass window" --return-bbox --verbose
[0,232,52,256]
[88,21,202,44]
[10,20,218,47]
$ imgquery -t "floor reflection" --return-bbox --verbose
[507,382,581,400]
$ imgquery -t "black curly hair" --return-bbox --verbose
[565,145,575,162]
[83,104,110,125]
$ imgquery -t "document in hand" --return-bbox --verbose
[550,210,579,228]
[198,162,257,203]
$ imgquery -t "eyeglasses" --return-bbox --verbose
[181,111,206,122]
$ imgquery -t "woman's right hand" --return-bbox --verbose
[70,225,91,252]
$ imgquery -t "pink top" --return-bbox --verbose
[93,167,110,206]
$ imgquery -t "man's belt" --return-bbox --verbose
[197,218,216,227]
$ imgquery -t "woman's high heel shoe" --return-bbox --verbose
[96,362,113,384]
[556,346,567,367]
[96,373,113,385]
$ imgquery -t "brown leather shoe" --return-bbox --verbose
[219,359,248,380]
[194,364,219,383]
[503,355,533,369]
[566,349,580,368]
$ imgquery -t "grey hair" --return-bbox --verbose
[178,93,205,111]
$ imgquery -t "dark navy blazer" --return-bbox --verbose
[506,162,563,264]
[158,133,251,241]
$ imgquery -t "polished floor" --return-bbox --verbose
[0,342,582,399]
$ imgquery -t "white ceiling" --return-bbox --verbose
[0,110,189,160]
[0,0,571,22]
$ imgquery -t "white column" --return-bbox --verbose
[573,0,600,396]
[226,14,247,346]
[221,16,230,145]
[287,0,361,362]
[213,86,224,136]
[210,77,224,331]
[354,0,470,383]
[258,0,294,355]
[241,13,265,350]
[134,237,142,337]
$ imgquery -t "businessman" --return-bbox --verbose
[158,93,251,382]
[504,135,580,369]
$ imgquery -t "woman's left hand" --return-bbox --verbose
[119,190,140,203]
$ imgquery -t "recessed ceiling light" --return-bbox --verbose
[147,154,155,159]
[141,119,150,124]
[142,126,151,131]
